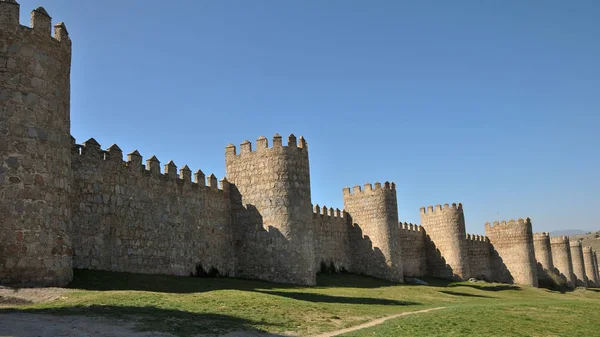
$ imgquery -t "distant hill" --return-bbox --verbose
[568,231,600,252]
[550,229,588,237]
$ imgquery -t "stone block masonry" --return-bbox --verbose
[2,1,597,289]
[533,232,555,283]
[343,183,403,282]
[0,2,72,286]
[70,139,234,277]
[550,236,575,287]
[583,247,598,287]
[420,203,470,280]
[569,240,587,287]
[398,223,426,277]
[485,219,538,287]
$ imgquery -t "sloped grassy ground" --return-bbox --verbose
[1,269,600,336]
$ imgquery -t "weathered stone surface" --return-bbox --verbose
[0,2,72,286]
[225,135,315,285]
[485,219,538,287]
[569,240,587,287]
[344,183,403,283]
[550,236,575,287]
[398,223,426,277]
[420,204,470,280]
[533,232,555,283]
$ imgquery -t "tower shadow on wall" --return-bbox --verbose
[424,235,456,280]
[488,248,514,284]
[345,222,397,281]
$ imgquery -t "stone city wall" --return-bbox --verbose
[0,2,73,286]
[420,203,470,280]
[569,240,587,287]
[398,222,426,277]
[312,205,351,272]
[225,135,315,285]
[466,234,492,280]
[70,139,234,277]
[343,183,403,282]
[550,236,574,286]
[485,219,538,287]
[583,246,597,287]
[533,232,554,282]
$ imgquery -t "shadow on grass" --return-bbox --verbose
[256,290,418,306]
[448,283,521,292]
[439,290,495,299]
[66,269,399,294]
[0,305,284,337]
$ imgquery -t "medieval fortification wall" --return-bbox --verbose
[533,232,555,283]
[420,203,470,280]
[485,219,538,287]
[550,236,575,286]
[398,223,426,277]
[1,1,598,289]
[70,138,234,277]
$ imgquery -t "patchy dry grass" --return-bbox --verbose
[1,270,599,336]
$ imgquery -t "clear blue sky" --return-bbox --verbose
[17,0,600,234]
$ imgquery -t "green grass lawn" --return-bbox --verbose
[2,269,600,336]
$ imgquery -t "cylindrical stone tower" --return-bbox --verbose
[569,240,587,287]
[583,247,598,288]
[550,236,575,287]
[485,219,538,287]
[533,232,554,281]
[594,251,600,286]
[343,182,403,282]
[420,203,470,280]
[0,2,73,286]
[225,134,314,285]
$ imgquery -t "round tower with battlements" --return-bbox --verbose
[0,1,72,286]
[550,236,574,287]
[420,203,470,280]
[343,182,403,282]
[569,240,587,287]
[533,232,554,281]
[225,134,315,285]
[485,219,538,287]
[583,246,598,288]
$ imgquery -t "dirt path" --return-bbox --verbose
[311,307,446,337]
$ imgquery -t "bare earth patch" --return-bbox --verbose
[0,286,73,307]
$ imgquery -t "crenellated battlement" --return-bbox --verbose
[399,222,423,232]
[0,1,70,44]
[569,239,583,248]
[583,246,593,253]
[419,203,463,215]
[550,236,570,244]
[312,204,346,219]
[484,218,531,231]
[225,133,307,157]
[342,181,396,196]
[533,232,550,240]
[466,233,489,243]
[72,137,229,195]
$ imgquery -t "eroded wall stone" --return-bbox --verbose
[0,3,72,286]
[466,234,492,280]
[70,141,234,277]
[583,246,597,288]
[420,203,469,280]
[550,236,574,287]
[312,206,351,273]
[485,219,538,287]
[533,232,554,282]
[569,240,587,287]
[225,135,315,285]
[344,183,403,282]
[398,223,426,278]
